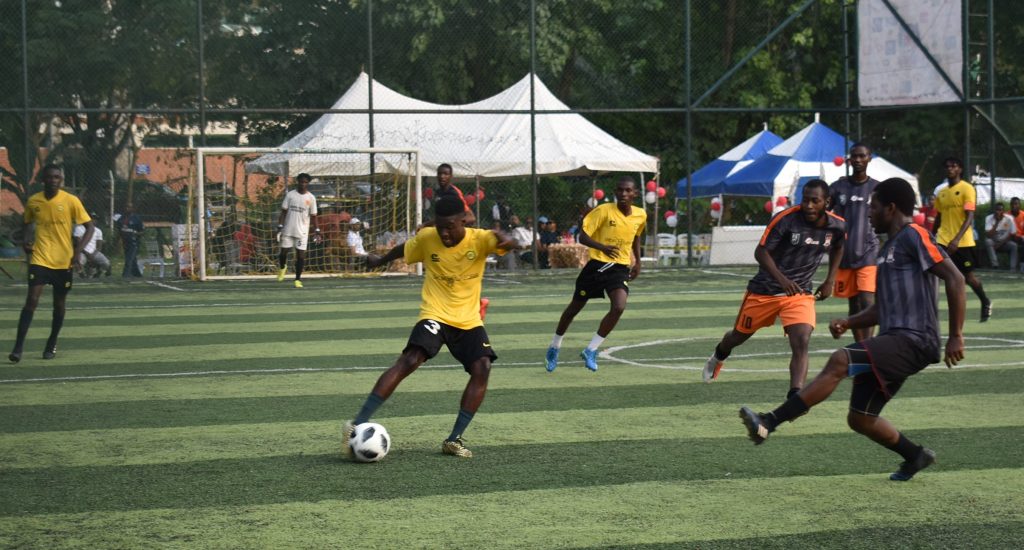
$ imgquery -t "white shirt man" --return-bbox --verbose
[347,218,368,256]
[985,203,1018,270]
[280,188,319,250]
[73,223,111,276]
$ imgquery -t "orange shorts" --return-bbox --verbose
[734,292,816,334]
[833,266,877,298]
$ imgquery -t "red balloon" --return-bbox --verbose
[913,213,926,225]
[593,189,605,200]
[764,200,773,213]
[776,196,789,207]
[656,186,667,198]
[646,180,657,192]
[475,188,485,201]
[423,187,434,199]
[664,210,675,219]
[833,155,845,166]
[465,194,477,206]
[710,200,722,212]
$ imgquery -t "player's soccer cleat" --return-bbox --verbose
[889,447,936,481]
[545,346,560,372]
[294,279,303,289]
[42,346,57,360]
[980,301,992,323]
[8,350,21,364]
[739,406,770,445]
[442,436,473,458]
[703,353,724,383]
[277,267,287,282]
[580,348,599,372]
[341,420,355,458]
[479,297,490,321]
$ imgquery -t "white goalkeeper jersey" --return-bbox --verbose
[281,190,318,239]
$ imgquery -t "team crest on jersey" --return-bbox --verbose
[824,233,833,248]
[466,250,477,260]
[790,232,801,245]
[57,205,65,212]
[885,246,896,263]
[609,220,617,226]
[430,253,440,262]
[838,194,847,205]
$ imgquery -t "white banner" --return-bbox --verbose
[858,0,963,106]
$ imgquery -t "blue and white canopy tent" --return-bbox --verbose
[675,126,783,198]
[722,116,920,203]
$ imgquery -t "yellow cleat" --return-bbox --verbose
[442,437,473,458]
[294,279,303,288]
[341,420,355,458]
[277,267,287,282]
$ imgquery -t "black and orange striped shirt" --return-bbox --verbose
[747,206,847,296]
[876,223,949,363]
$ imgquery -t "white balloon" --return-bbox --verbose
[423,199,431,210]
[645,191,657,204]
[710,208,722,219]
[586,197,598,208]
[666,215,678,228]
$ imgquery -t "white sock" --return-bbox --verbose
[586,334,605,351]
[551,334,564,349]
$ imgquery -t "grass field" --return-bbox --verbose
[1,262,1023,548]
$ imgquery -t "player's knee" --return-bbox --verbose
[468,358,491,378]
[825,349,849,376]
[847,410,874,433]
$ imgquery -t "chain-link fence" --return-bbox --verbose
[2,1,1022,277]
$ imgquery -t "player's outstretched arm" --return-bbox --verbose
[930,257,966,367]
[754,245,801,296]
[492,229,516,250]
[578,229,617,259]
[366,242,405,269]
[815,242,844,301]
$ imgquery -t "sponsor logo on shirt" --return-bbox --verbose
[804,237,820,245]
[431,253,440,262]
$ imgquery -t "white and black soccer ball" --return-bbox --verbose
[349,422,391,462]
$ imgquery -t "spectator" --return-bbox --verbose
[490,196,513,231]
[919,194,938,233]
[73,216,111,277]
[347,217,369,257]
[984,202,1018,271]
[117,204,144,278]
[523,216,558,268]
[508,214,537,268]
[1011,197,1024,251]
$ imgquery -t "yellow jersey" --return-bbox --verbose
[404,227,500,330]
[581,203,647,265]
[934,180,976,247]
[24,190,91,270]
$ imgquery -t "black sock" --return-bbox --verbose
[765,395,810,430]
[786,387,800,399]
[974,285,989,305]
[887,433,922,462]
[295,257,304,280]
[278,251,288,269]
[354,392,385,425]
[447,409,475,441]
[47,310,65,350]
[714,343,731,361]
[12,308,34,352]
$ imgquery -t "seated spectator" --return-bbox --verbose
[985,202,1018,271]
[522,216,559,268]
[346,218,368,257]
[73,218,111,277]
[508,215,538,269]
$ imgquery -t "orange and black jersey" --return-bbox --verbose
[876,223,949,363]
[830,176,880,269]
[747,206,846,296]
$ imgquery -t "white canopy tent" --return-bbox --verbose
[246,72,659,179]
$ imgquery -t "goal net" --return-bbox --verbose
[188,147,422,280]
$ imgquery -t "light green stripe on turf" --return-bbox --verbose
[1,393,1019,468]
[0,469,1020,548]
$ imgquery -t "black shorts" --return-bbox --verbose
[28,265,73,294]
[405,319,498,371]
[942,245,978,274]
[573,260,631,301]
[844,333,931,415]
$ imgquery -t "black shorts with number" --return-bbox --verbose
[573,260,630,301]
[405,319,498,371]
[844,332,932,416]
[28,265,73,294]
[942,245,978,274]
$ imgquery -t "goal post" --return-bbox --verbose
[190,147,423,281]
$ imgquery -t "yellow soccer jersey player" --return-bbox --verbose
[581,201,647,265]
[404,226,501,330]
[25,189,91,269]
[935,179,976,247]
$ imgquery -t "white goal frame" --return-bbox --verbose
[193,147,423,281]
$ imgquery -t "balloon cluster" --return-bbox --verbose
[664,209,678,228]
[464,188,486,206]
[644,180,666,204]
[710,196,723,220]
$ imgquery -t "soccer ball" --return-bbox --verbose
[349,422,391,462]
